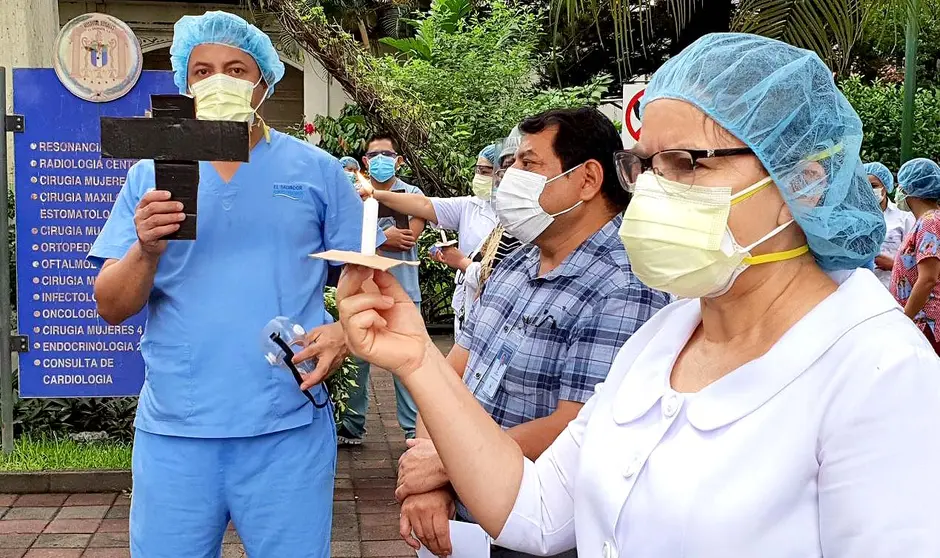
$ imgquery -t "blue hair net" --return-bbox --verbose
[170,11,286,97]
[897,158,940,200]
[864,162,895,193]
[641,33,884,271]
[339,156,360,170]
[478,144,498,166]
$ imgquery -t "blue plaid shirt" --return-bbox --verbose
[457,215,670,428]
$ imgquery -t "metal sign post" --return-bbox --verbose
[1,67,25,455]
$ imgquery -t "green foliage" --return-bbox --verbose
[11,382,137,442]
[839,76,940,165]
[0,435,132,472]
[380,0,474,60]
[856,0,940,87]
[417,229,457,324]
[312,105,373,159]
[369,0,612,194]
[323,287,360,421]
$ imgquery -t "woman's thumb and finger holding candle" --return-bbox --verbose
[337,267,431,377]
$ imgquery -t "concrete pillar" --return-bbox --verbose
[0,0,60,70]
[303,51,330,144]
[0,0,60,187]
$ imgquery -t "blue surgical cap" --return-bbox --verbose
[897,158,940,200]
[478,144,498,166]
[170,11,286,97]
[339,156,360,170]
[642,33,884,272]
[864,162,895,193]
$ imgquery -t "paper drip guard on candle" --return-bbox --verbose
[310,183,420,271]
[433,229,458,249]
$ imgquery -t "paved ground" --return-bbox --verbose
[0,335,456,558]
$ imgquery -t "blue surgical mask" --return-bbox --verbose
[344,170,357,185]
[368,155,397,183]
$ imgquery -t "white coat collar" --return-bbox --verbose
[612,269,901,429]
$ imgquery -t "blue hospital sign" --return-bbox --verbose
[13,69,175,397]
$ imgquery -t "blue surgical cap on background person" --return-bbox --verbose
[170,11,286,97]
[641,33,885,271]
[864,162,895,194]
[897,158,940,200]
[339,156,360,170]
[478,144,498,166]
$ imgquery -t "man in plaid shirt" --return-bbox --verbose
[395,108,669,558]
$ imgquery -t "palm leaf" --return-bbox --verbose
[549,0,702,79]
[732,0,918,76]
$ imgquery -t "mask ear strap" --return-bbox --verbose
[741,219,795,252]
[730,176,774,205]
[546,162,585,184]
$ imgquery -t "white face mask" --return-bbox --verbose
[190,73,264,124]
[873,187,885,204]
[619,172,809,299]
[493,165,584,243]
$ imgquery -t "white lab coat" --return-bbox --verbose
[429,196,498,336]
[495,269,940,558]
[876,201,916,288]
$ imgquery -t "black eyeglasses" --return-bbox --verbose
[475,164,494,177]
[366,150,398,159]
[614,147,754,192]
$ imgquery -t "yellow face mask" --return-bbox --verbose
[471,174,493,200]
[190,73,262,124]
[618,172,809,299]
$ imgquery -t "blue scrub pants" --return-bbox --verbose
[130,413,336,557]
[339,304,419,440]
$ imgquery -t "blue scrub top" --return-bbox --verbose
[378,180,424,303]
[89,130,367,438]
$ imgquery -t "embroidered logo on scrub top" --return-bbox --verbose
[273,183,304,201]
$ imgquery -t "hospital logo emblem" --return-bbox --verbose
[273,183,304,201]
[53,13,142,103]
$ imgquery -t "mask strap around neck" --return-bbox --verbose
[744,244,809,265]
[730,176,774,206]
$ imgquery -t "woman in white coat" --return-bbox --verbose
[335,33,940,557]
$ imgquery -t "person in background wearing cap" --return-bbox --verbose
[891,158,940,354]
[340,156,360,186]
[362,143,501,336]
[865,161,915,288]
[336,33,940,557]
[87,11,371,557]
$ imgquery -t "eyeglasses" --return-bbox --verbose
[475,165,494,177]
[366,150,398,159]
[614,147,754,192]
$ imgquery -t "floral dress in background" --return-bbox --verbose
[891,209,940,338]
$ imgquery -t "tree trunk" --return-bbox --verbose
[357,18,372,53]
[253,0,457,197]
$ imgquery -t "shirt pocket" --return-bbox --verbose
[140,342,194,422]
[501,327,566,415]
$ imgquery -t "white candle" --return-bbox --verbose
[361,196,379,256]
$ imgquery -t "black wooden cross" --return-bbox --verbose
[99,95,251,240]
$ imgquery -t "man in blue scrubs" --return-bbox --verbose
[88,11,367,557]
